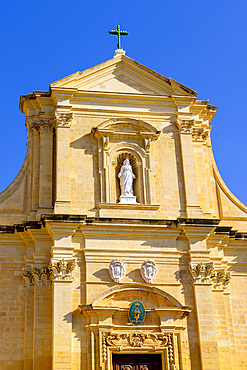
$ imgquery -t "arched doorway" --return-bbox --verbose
[78,285,191,369]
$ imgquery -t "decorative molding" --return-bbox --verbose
[98,203,160,210]
[144,137,151,153]
[102,332,174,363]
[109,259,125,283]
[176,119,194,134]
[103,135,109,149]
[141,259,157,283]
[55,113,73,128]
[50,259,76,281]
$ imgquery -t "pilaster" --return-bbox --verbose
[38,117,54,217]
[176,118,203,218]
[23,266,53,370]
[47,222,77,370]
[29,119,40,218]
[54,112,73,214]
[182,223,221,370]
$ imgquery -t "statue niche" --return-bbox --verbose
[115,153,139,204]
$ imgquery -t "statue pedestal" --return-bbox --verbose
[119,195,138,204]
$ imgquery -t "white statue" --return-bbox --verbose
[109,259,125,283]
[118,158,135,196]
[141,260,157,283]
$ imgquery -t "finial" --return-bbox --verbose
[109,24,128,50]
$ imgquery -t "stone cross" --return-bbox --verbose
[109,24,128,49]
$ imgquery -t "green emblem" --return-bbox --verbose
[128,301,146,326]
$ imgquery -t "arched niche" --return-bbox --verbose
[78,285,191,370]
[91,118,160,205]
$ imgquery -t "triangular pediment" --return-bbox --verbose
[51,55,197,97]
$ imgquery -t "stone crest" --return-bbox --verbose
[109,259,125,282]
[141,259,157,283]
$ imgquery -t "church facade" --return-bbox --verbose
[0,50,247,369]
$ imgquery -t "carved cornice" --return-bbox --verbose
[102,332,175,366]
[55,113,73,128]
[176,119,194,134]
[189,262,231,293]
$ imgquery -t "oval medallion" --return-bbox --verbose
[128,301,146,326]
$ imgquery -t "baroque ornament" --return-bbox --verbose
[141,259,157,283]
[101,332,174,366]
[109,259,125,282]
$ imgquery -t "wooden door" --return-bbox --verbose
[112,354,162,370]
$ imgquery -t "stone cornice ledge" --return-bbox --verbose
[98,203,160,210]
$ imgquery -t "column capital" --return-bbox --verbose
[40,118,55,133]
[50,259,76,282]
[176,119,194,134]
[192,125,212,142]
[55,112,73,128]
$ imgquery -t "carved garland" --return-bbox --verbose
[102,332,175,367]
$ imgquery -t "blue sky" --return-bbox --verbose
[0,0,247,204]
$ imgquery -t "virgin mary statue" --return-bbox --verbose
[118,158,135,197]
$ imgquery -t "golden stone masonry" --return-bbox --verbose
[0,50,247,369]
